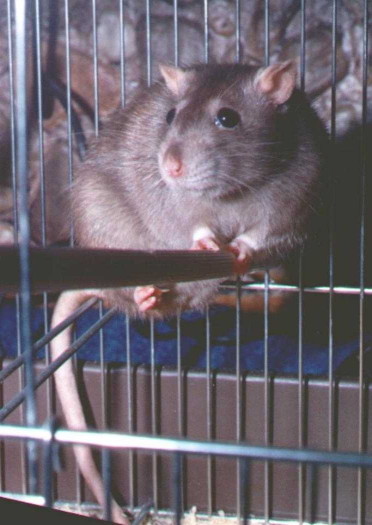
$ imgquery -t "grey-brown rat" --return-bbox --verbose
[71,60,327,316]
[51,61,328,523]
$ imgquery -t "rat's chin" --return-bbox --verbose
[159,165,236,199]
[161,174,224,198]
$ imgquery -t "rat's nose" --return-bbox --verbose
[163,143,184,178]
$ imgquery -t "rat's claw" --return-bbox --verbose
[191,237,221,252]
[227,238,252,275]
[134,285,166,313]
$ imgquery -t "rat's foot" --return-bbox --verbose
[134,285,168,313]
[227,238,252,275]
[191,236,221,251]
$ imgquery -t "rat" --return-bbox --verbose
[51,60,328,523]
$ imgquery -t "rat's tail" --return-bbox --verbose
[51,289,128,524]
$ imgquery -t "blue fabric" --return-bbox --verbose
[0,300,367,376]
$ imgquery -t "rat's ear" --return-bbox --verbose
[159,64,194,97]
[254,60,297,105]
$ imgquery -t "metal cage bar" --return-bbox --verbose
[357,2,370,524]
[1,424,372,470]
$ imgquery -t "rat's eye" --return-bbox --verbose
[215,107,240,129]
[166,108,176,125]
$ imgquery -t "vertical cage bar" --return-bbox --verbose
[92,3,109,508]
[235,0,240,63]
[357,1,369,523]
[14,0,38,495]
[297,257,305,525]
[204,2,211,513]
[239,458,249,525]
[42,422,55,509]
[126,316,136,509]
[102,449,112,522]
[176,314,184,437]
[6,0,24,491]
[92,0,99,137]
[64,0,82,508]
[14,0,34,422]
[64,0,74,245]
[172,453,183,525]
[150,319,158,512]
[33,0,46,247]
[119,0,126,107]
[327,2,338,523]
[74,352,83,508]
[299,0,306,91]
[308,464,318,524]
[34,5,55,505]
[33,0,52,362]
[34,0,54,434]
[263,2,271,521]
[206,306,214,515]
[99,302,108,430]
[176,314,185,514]
[203,0,209,63]
[145,0,152,86]
[235,278,243,521]
[176,312,185,514]
[264,0,270,66]
[173,0,179,66]
[298,2,306,522]
[174,7,183,510]
[7,0,18,240]
[263,271,272,522]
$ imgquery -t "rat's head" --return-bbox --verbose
[157,61,298,200]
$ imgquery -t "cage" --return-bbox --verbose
[0,1,371,524]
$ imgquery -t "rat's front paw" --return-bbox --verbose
[134,285,169,313]
[227,238,253,275]
[191,236,221,252]
[191,226,221,252]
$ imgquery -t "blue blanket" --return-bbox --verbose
[0,299,367,376]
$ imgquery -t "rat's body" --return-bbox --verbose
[51,62,328,522]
